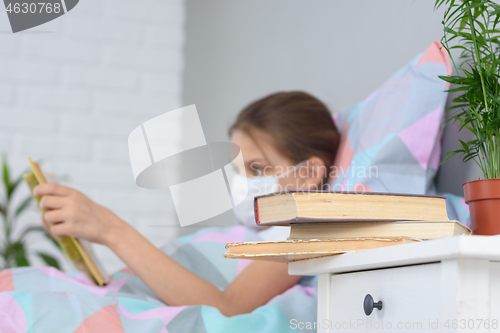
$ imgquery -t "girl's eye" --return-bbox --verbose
[249,161,265,177]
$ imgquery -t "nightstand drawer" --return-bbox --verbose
[330,263,441,332]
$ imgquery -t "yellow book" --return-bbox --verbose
[255,190,450,226]
[287,220,471,240]
[224,237,421,262]
[23,159,109,286]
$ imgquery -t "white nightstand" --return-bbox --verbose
[288,235,500,333]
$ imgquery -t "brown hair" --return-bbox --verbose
[229,91,340,186]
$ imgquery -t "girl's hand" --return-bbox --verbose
[34,184,126,246]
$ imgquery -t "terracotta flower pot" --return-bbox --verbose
[463,178,500,235]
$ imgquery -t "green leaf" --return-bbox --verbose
[36,252,60,269]
[2,155,11,198]
[8,170,29,199]
[435,0,447,10]
[494,9,500,27]
[446,86,470,92]
[442,150,461,164]
[459,139,471,153]
[464,153,478,163]
[464,1,488,11]
[459,14,469,32]
[15,255,29,267]
[11,242,29,267]
[14,196,33,217]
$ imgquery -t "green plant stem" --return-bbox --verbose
[468,3,490,114]
[2,210,12,268]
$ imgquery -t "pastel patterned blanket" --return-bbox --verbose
[0,225,317,333]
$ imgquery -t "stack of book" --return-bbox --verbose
[224,190,471,262]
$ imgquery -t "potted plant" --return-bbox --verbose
[1,155,61,269]
[436,0,500,234]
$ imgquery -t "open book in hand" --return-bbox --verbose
[23,159,109,286]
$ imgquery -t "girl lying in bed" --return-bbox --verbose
[32,91,340,317]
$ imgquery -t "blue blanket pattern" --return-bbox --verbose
[0,225,317,333]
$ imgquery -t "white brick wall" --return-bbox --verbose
[0,0,186,273]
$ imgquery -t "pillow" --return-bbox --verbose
[442,192,471,227]
[329,41,452,196]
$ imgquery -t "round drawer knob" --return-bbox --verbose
[363,294,383,316]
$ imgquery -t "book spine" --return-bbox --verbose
[254,198,260,224]
[73,239,107,286]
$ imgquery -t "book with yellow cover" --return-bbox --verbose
[224,237,421,262]
[255,190,450,226]
[23,159,109,286]
[287,220,471,240]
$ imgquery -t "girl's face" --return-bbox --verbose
[230,128,326,191]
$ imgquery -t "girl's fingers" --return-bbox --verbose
[33,183,72,197]
[43,209,67,224]
[40,217,51,234]
[43,211,79,237]
[39,195,67,210]
[50,222,73,237]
